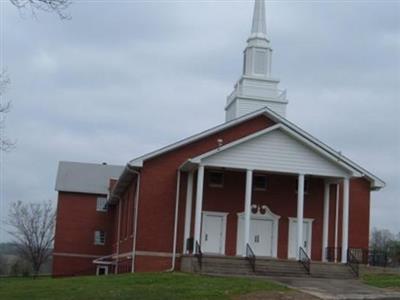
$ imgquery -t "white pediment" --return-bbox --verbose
[199,127,350,177]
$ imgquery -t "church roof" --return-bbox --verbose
[55,161,124,195]
[129,106,384,190]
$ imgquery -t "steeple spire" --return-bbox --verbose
[250,0,267,40]
[224,0,288,121]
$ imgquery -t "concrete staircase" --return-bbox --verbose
[310,261,355,279]
[181,255,357,279]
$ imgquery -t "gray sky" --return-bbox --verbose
[0,0,399,242]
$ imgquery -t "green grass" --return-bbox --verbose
[0,272,288,300]
[363,273,400,289]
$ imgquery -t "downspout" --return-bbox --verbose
[168,169,181,271]
[115,197,122,274]
[130,168,141,273]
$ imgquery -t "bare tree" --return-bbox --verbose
[7,201,55,277]
[9,0,71,20]
[0,71,14,152]
[370,227,394,251]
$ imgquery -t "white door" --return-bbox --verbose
[250,219,274,256]
[288,219,312,259]
[201,214,225,254]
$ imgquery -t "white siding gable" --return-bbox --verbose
[201,129,349,177]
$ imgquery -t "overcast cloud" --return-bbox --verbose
[0,0,399,242]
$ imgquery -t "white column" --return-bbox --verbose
[297,174,305,260]
[183,171,194,254]
[341,177,350,263]
[243,169,253,256]
[322,182,330,262]
[193,165,205,253]
[334,183,340,262]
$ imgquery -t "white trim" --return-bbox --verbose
[236,206,281,257]
[190,124,357,177]
[53,252,102,258]
[127,106,383,189]
[288,217,314,259]
[201,211,228,255]
[129,108,271,167]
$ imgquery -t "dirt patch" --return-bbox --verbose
[233,290,319,300]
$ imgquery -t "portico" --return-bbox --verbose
[181,124,358,263]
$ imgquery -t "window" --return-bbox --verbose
[96,197,108,212]
[209,172,224,188]
[94,230,105,245]
[296,178,310,194]
[253,175,267,191]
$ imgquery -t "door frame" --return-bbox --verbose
[96,265,109,276]
[287,217,314,259]
[201,211,228,255]
[236,205,280,257]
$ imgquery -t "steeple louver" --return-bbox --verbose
[225,0,288,121]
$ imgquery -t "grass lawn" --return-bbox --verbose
[363,273,400,289]
[0,272,288,300]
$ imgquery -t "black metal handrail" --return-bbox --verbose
[347,249,359,277]
[299,247,311,274]
[195,241,202,269]
[246,243,256,272]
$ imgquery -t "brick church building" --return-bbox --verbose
[53,0,384,277]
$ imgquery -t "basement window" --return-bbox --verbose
[253,175,267,191]
[209,172,224,188]
[96,197,108,212]
[94,230,106,245]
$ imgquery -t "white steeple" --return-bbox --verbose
[225,0,288,121]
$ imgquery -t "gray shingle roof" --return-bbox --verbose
[55,161,124,195]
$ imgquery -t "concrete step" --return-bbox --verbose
[310,262,356,279]
[183,255,357,279]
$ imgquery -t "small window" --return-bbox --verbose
[296,178,310,194]
[253,175,267,191]
[96,197,108,212]
[209,172,224,188]
[94,230,105,245]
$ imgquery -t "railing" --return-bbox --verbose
[195,241,202,269]
[325,247,342,262]
[299,247,311,274]
[246,243,256,272]
[347,249,359,277]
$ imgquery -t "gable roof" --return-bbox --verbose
[129,106,384,190]
[55,161,124,195]
[187,124,357,178]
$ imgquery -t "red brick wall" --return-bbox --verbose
[52,255,97,277]
[54,113,372,275]
[53,192,116,276]
[134,115,274,257]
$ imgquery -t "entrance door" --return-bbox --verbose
[201,213,226,254]
[250,219,274,256]
[288,219,313,259]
